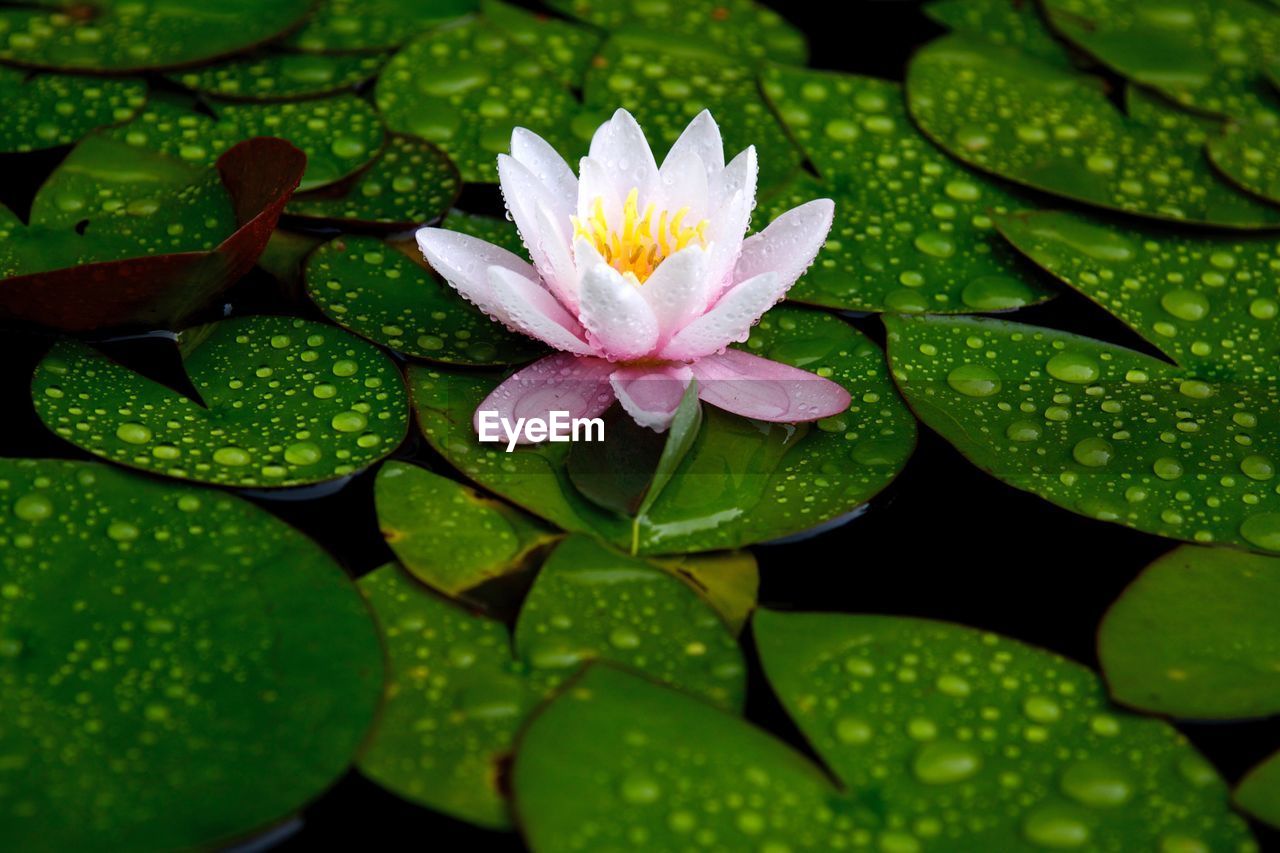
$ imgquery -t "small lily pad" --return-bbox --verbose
[760,65,1053,314]
[1208,121,1280,205]
[924,0,1074,64]
[547,0,807,65]
[285,134,460,230]
[107,91,385,192]
[375,15,583,183]
[0,135,304,332]
[0,458,383,850]
[286,0,480,52]
[32,315,408,488]
[1041,0,1280,124]
[513,611,1252,851]
[1099,545,1280,720]
[1237,751,1280,829]
[304,234,546,365]
[410,306,915,554]
[375,461,556,596]
[356,536,745,828]
[906,34,1280,227]
[169,51,389,102]
[0,0,315,72]
[0,67,145,153]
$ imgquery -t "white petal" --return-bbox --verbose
[661,110,724,185]
[487,266,594,355]
[578,263,660,360]
[655,147,709,222]
[712,145,758,212]
[704,186,751,294]
[639,244,710,343]
[734,198,835,291]
[659,271,784,361]
[510,127,577,217]
[532,199,580,312]
[416,226,536,317]
[588,108,659,202]
[577,155,623,225]
[498,154,575,291]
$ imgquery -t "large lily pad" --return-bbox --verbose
[760,64,1053,313]
[107,92,385,192]
[924,0,1074,64]
[31,315,408,488]
[0,0,314,72]
[375,461,556,596]
[286,0,480,52]
[304,234,545,365]
[547,0,807,65]
[356,536,745,828]
[440,209,525,255]
[169,51,389,103]
[375,15,584,183]
[906,34,1280,227]
[285,134,460,231]
[482,0,601,88]
[0,135,304,332]
[513,610,1252,851]
[0,67,145,153]
[1099,545,1280,720]
[1237,752,1280,829]
[410,305,915,555]
[1208,121,1280,205]
[1041,0,1280,124]
[0,458,383,850]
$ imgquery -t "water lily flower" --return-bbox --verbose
[415,108,850,441]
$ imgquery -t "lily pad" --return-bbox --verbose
[924,0,1074,64]
[440,209,525,255]
[651,548,759,635]
[906,34,1280,227]
[0,458,383,850]
[356,536,745,828]
[582,34,803,192]
[0,0,314,72]
[1041,0,1280,124]
[760,64,1053,314]
[169,51,389,102]
[547,0,807,65]
[1099,545,1280,720]
[1208,121,1280,205]
[482,0,602,88]
[375,15,583,183]
[0,135,305,332]
[1237,751,1280,829]
[0,67,145,153]
[410,305,915,554]
[285,134,460,230]
[106,92,385,192]
[31,315,408,488]
[513,610,1252,851]
[286,0,480,52]
[303,234,546,365]
[375,460,556,596]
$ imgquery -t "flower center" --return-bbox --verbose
[571,188,709,284]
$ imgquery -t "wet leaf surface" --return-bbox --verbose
[1237,751,1280,829]
[169,51,389,103]
[286,0,480,52]
[0,67,145,153]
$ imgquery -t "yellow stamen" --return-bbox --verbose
[570,187,711,284]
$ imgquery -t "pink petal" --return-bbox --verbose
[473,353,616,444]
[498,154,575,293]
[416,226,537,318]
[487,266,593,355]
[639,244,710,344]
[610,363,694,432]
[510,127,577,217]
[659,271,783,361]
[578,263,659,360]
[690,349,851,422]
[588,108,659,202]
[661,110,724,185]
[735,198,835,291]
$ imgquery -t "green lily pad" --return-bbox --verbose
[513,610,1253,852]
[482,0,602,88]
[410,305,915,555]
[760,64,1053,314]
[924,0,1074,64]
[375,15,583,183]
[285,134,460,230]
[106,91,385,192]
[0,0,314,72]
[581,35,802,192]
[356,535,745,828]
[885,312,1280,552]
[303,234,546,365]
[31,315,408,488]
[1237,751,1280,829]
[547,0,807,65]
[286,0,479,52]
[1041,0,1280,124]
[375,461,556,596]
[0,135,305,332]
[169,51,389,102]
[0,67,145,153]
[441,209,525,255]
[651,548,758,635]
[1099,545,1280,720]
[0,458,383,850]
[1208,121,1280,205]
[1125,83,1223,138]
[906,34,1280,227]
